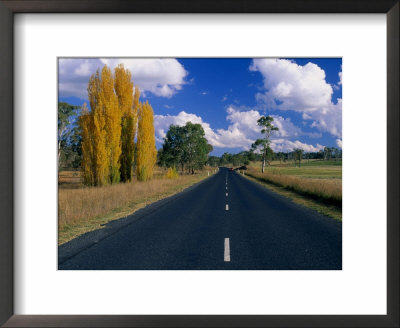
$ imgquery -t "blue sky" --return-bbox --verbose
[59,58,342,156]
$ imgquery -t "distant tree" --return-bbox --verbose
[247,150,256,162]
[58,102,79,168]
[293,148,304,167]
[231,154,240,166]
[277,152,285,164]
[324,146,334,161]
[251,116,279,173]
[331,147,340,161]
[220,152,232,166]
[207,156,220,167]
[337,148,342,160]
[265,146,274,165]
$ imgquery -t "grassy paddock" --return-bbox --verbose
[58,169,212,244]
[249,166,342,180]
[259,159,342,168]
[244,161,341,212]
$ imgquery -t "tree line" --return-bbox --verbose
[204,116,341,169]
[206,147,342,168]
[205,147,341,168]
[59,94,341,180]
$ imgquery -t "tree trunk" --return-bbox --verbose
[58,139,61,169]
[261,146,267,173]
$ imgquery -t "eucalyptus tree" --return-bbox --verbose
[251,115,279,173]
[58,102,79,168]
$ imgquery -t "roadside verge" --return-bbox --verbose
[242,171,342,221]
[58,172,216,266]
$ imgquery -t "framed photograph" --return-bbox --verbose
[1,0,398,327]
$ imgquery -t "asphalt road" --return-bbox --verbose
[59,167,342,270]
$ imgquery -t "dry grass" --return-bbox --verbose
[244,174,342,221]
[58,170,83,189]
[246,167,341,206]
[58,170,211,244]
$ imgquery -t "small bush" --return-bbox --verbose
[165,167,179,179]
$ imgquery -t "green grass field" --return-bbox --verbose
[261,166,341,180]
[250,160,341,177]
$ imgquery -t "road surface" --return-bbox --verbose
[59,167,342,270]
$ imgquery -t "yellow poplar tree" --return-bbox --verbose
[100,65,121,184]
[136,100,157,181]
[79,103,95,185]
[82,65,121,186]
[85,70,109,186]
[92,97,109,185]
[114,64,134,182]
[80,64,158,186]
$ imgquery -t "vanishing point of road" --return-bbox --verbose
[59,167,342,270]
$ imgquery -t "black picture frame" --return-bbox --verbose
[0,1,398,327]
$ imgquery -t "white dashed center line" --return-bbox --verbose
[224,238,230,262]
[226,204,229,211]
[226,193,228,196]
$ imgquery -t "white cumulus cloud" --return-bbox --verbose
[336,139,342,148]
[58,58,188,99]
[59,59,101,99]
[271,139,324,153]
[154,106,325,152]
[250,58,342,138]
[101,58,187,98]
